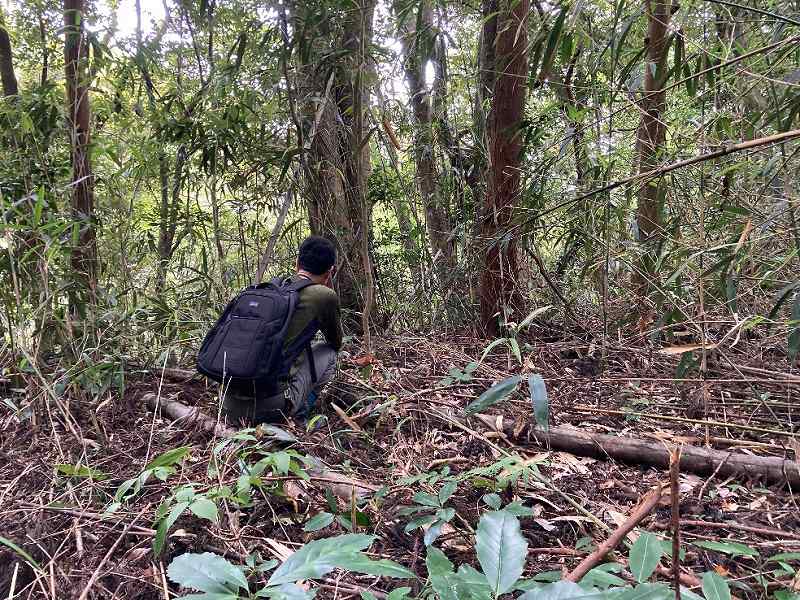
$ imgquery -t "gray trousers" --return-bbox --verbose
[221,342,338,424]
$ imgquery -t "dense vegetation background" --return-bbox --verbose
[1,0,800,598]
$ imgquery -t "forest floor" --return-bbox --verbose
[1,327,799,599]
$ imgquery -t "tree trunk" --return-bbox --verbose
[294,0,377,321]
[396,0,455,275]
[0,19,18,96]
[634,0,673,290]
[64,0,97,313]
[478,0,528,335]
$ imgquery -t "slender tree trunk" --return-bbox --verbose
[64,0,97,312]
[155,145,187,293]
[634,0,673,290]
[0,19,18,96]
[396,0,455,275]
[478,0,528,335]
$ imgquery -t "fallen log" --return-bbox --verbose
[483,418,800,487]
[143,393,377,500]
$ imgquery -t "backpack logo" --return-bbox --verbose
[248,301,259,307]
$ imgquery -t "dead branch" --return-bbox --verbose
[566,484,664,582]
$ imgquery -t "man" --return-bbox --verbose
[222,235,343,424]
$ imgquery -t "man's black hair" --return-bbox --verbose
[298,235,337,275]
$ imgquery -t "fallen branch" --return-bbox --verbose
[566,485,664,582]
[143,393,377,499]
[503,423,800,487]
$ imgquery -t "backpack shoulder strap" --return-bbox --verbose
[286,277,317,293]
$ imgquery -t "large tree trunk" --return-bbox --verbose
[64,0,97,313]
[0,18,18,97]
[396,0,455,275]
[478,0,528,335]
[634,0,672,290]
[295,0,376,322]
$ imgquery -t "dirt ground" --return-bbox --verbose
[1,328,799,598]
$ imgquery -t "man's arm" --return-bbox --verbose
[319,292,343,351]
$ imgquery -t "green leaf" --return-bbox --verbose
[768,552,800,562]
[333,555,414,579]
[386,588,412,600]
[189,497,219,523]
[517,580,587,599]
[304,512,335,532]
[480,338,510,363]
[539,7,568,80]
[582,564,626,589]
[426,547,458,600]
[412,491,441,508]
[694,540,759,557]
[617,583,672,600]
[509,338,523,364]
[482,493,502,509]
[702,571,731,600]
[424,520,446,546]
[256,583,316,599]
[167,552,249,594]
[146,446,191,470]
[475,510,528,596]
[789,291,800,362]
[438,481,458,505]
[453,565,494,600]
[466,375,522,415]
[404,514,438,533]
[267,534,375,585]
[0,536,41,570]
[629,532,663,582]
[154,501,189,555]
[529,374,549,432]
[56,463,109,481]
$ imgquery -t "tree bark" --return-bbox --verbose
[293,0,377,321]
[478,0,528,335]
[634,0,673,290]
[396,0,455,274]
[495,421,800,488]
[0,19,18,96]
[64,0,97,312]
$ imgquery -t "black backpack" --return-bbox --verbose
[197,277,318,396]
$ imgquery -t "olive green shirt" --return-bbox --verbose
[285,276,343,352]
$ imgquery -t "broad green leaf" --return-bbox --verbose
[413,491,441,508]
[617,583,672,600]
[303,512,335,532]
[517,580,588,599]
[475,510,528,596]
[404,514,438,533]
[629,532,663,582]
[386,588,412,600]
[482,493,502,509]
[582,564,626,589]
[702,571,731,600]
[509,338,523,364]
[189,497,219,523]
[453,565,494,600]
[439,480,458,505]
[480,338,511,363]
[426,546,458,600]
[529,374,549,431]
[694,540,759,557]
[146,446,191,470]
[466,375,521,415]
[256,583,316,599]
[333,555,414,579]
[167,552,248,594]
[154,501,189,555]
[267,534,375,585]
[181,594,239,600]
[0,536,41,570]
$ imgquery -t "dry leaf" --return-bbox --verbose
[714,565,730,577]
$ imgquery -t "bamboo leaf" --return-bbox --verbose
[465,375,521,415]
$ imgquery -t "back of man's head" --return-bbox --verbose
[298,235,336,275]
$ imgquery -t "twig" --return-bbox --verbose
[77,511,145,600]
[8,563,18,600]
[670,447,682,600]
[697,452,732,500]
[654,519,800,541]
[566,484,664,583]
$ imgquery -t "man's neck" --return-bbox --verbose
[296,269,325,285]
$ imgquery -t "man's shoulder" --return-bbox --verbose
[301,283,339,306]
